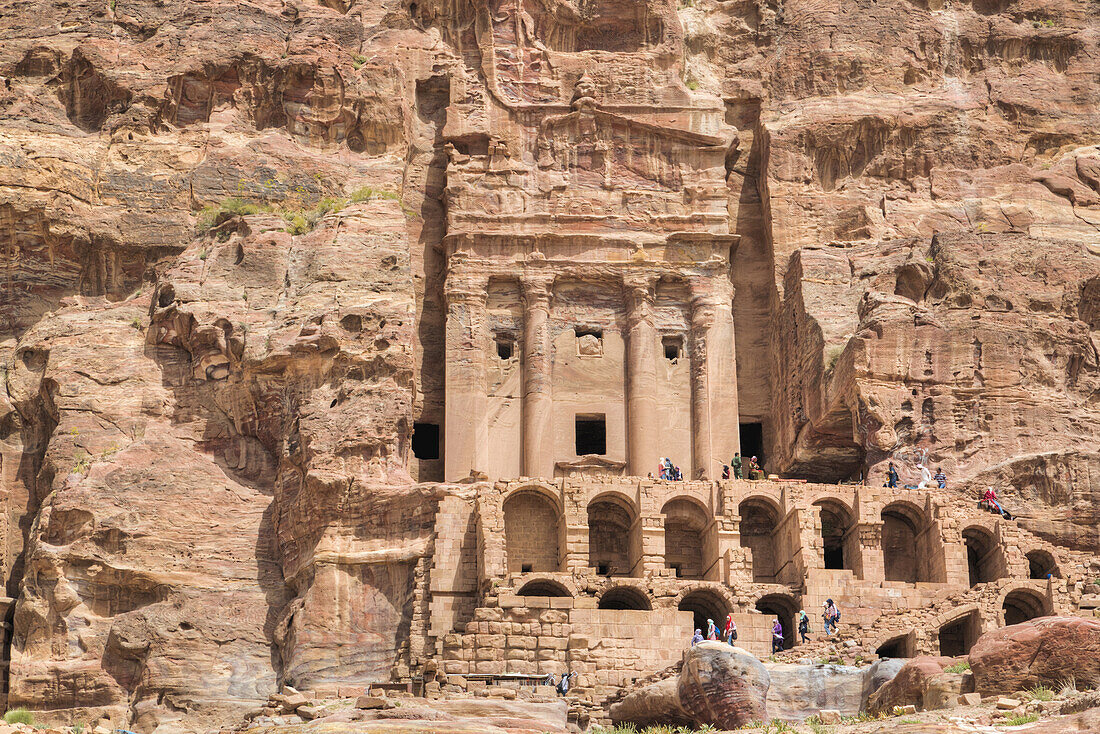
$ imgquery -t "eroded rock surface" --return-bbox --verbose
[969,616,1100,694]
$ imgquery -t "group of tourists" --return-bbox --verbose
[691,614,739,646]
[691,600,841,653]
[885,461,947,490]
[657,457,684,481]
[722,452,765,480]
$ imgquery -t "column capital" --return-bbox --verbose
[444,274,489,307]
[520,273,555,307]
[624,274,658,325]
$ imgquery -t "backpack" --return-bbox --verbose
[834,608,841,623]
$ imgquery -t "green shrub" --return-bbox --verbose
[1027,684,1055,701]
[283,212,310,236]
[1005,713,1038,726]
[945,661,971,673]
[4,709,34,725]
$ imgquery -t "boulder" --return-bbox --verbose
[767,663,866,721]
[924,672,974,710]
[866,656,951,713]
[970,617,1100,694]
[609,677,692,727]
[678,643,770,729]
[860,657,906,705]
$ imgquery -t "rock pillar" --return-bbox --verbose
[689,278,738,479]
[625,275,659,477]
[444,273,489,481]
[521,275,554,479]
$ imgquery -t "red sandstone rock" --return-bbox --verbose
[677,643,770,729]
[970,617,1100,694]
[866,657,952,713]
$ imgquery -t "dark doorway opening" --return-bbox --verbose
[678,590,730,635]
[756,593,798,650]
[496,335,514,360]
[938,612,979,657]
[663,335,683,361]
[598,587,651,610]
[576,414,606,455]
[876,634,914,659]
[739,423,763,466]
[412,422,440,460]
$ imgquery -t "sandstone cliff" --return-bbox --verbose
[0,0,1099,730]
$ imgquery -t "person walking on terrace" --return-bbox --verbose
[732,452,743,479]
[771,619,784,653]
[798,610,811,644]
[822,599,840,636]
[706,618,718,641]
[934,466,947,489]
[723,613,738,644]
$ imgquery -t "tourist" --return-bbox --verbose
[934,467,946,489]
[706,618,718,641]
[771,619,784,653]
[732,452,743,479]
[556,671,575,696]
[749,456,764,480]
[691,629,704,646]
[673,465,683,481]
[981,486,1010,518]
[885,462,899,489]
[723,613,737,644]
[798,610,810,643]
[722,464,730,479]
[822,599,839,636]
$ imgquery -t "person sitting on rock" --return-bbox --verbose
[722,464,730,479]
[771,619,784,653]
[798,610,810,643]
[934,467,947,489]
[885,462,900,488]
[723,614,737,644]
[691,629,704,646]
[981,486,1010,518]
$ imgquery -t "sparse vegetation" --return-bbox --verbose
[4,709,35,725]
[1031,18,1056,28]
[130,316,143,330]
[945,661,971,673]
[71,451,91,475]
[686,77,699,91]
[1005,713,1039,726]
[825,344,844,371]
[352,54,368,69]
[196,190,402,237]
[1026,684,1055,701]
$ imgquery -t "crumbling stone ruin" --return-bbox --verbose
[1,0,1100,730]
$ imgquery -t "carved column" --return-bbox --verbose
[444,272,490,481]
[689,292,716,479]
[521,275,555,479]
[689,278,738,480]
[625,275,659,477]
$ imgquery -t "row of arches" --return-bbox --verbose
[875,588,1054,659]
[502,489,1059,583]
[503,489,721,578]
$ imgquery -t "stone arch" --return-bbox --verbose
[1026,549,1059,579]
[1002,587,1051,626]
[516,579,572,597]
[662,497,711,579]
[588,492,639,576]
[875,631,916,659]
[813,497,855,572]
[504,488,563,573]
[881,501,927,583]
[962,525,1003,586]
[598,585,652,611]
[938,607,981,656]
[677,587,732,635]
[755,592,799,650]
[739,496,781,582]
